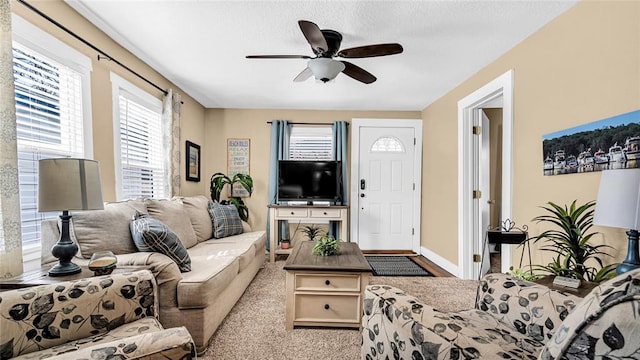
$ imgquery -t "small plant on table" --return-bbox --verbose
[312,235,340,256]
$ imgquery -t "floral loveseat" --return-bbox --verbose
[0,270,195,359]
[362,269,640,359]
[40,195,266,354]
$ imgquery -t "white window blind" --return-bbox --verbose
[12,43,85,247]
[115,90,166,200]
[289,126,333,160]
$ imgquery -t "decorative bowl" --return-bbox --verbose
[89,251,117,275]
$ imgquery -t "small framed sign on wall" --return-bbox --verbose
[185,140,201,182]
[227,138,250,197]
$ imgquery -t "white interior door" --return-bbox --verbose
[476,110,491,278]
[355,125,417,251]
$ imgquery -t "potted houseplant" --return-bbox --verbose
[280,238,291,250]
[209,172,254,222]
[528,200,617,282]
[312,235,340,256]
[507,266,541,281]
[302,225,323,242]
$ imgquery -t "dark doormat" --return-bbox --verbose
[365,256,432,276]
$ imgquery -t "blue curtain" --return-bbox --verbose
[266,120,290,250]
[330,121,348,239]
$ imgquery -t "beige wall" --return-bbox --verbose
[204,109,420,231]
[11,0,207,200]
[422,1,640,268]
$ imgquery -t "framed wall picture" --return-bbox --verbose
[227,138,250,197]
[542,109,640,176]
[185,140,201,182]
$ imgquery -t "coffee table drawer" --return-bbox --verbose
[295,273,360,292]
[294,293,360,323]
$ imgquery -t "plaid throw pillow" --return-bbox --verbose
[208,202,243,239]
[130,212,191,272]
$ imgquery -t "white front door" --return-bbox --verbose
[351,120,422,251]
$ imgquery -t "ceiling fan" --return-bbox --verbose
[246,20,403,84]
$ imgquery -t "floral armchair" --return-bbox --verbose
[362,269,640,360]
[0,270,195,359]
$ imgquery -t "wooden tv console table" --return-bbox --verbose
[267,205,349,263]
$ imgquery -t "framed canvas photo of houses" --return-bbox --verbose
[186,140,201,182]
[227,138,250,197]
[542,110,640,176]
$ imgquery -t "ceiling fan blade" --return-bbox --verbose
[341,61,376,84]
[298,20,329,54]
[293,67,313,82]
[338,43,403,58]
[246,55,311,59]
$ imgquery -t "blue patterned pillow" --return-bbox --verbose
[130,212,191,272]
[208,202,243,238]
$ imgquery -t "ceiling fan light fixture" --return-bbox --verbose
[308,58,345,83]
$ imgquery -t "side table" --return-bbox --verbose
[0,265,150,291]
[533,275,599,298]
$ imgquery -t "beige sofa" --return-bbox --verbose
[41,195,266,354]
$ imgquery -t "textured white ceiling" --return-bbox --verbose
[66,0,576,111]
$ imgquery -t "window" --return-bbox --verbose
[11,15,92,248]
[289,126,332,160]
[110,73,166,200]
[371,136,405,152]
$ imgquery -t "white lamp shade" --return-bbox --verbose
[594,169,640,230]
[308,58,346,82]
[38,158,104,212]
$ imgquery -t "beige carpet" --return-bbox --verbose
[201,260,478,360]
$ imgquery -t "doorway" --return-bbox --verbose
[458,70,514,280]
[482,108,504,274]
[350,119,423,253]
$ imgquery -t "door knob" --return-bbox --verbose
[360,193,365,198]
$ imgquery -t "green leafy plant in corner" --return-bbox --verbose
[528,200,617,282]
[302,225,323,242]
[209,172,254,222]
[312,235,340,256]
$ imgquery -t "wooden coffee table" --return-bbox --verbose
[283,241,371,330]
[0,265,150,291]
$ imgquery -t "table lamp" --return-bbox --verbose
[593,168,640,275]
[38,158,104,276]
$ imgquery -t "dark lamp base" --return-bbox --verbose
[616,229,640,275]
[49,211,81,277]
[48,261,82,277]
[616,262,640,275]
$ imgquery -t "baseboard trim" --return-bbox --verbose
[361,250,415,255]
[420,246,460,278]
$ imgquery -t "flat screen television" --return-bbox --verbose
[278,160,342,203]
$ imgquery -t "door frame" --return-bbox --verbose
[457,70,514,280]
[350,118,423,253]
